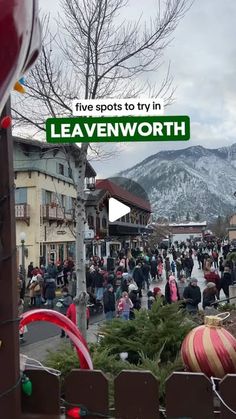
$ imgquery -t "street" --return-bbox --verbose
[22,255,206,348]
[21,311,105,346]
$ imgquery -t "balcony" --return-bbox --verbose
[15,204,30,225]
[41,204,65,223]
[65,210,74,221]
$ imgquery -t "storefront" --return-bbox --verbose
[39,241,75,265]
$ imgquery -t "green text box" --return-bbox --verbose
[46,115,190,143]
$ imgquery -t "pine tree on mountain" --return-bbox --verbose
[194,213,200,221]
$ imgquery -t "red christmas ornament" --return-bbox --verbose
[1,116,12,129]
[181,314,236,378]
[67,407,81,418]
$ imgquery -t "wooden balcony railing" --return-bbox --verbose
[20,369,236,418]
[15,204,30,225]
[40,204,65,222]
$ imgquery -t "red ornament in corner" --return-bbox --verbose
[67,407,81,417]
[1,116,12,129]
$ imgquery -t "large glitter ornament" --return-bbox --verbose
[181,314,236,378]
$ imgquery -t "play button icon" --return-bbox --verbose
[108,198,130,222]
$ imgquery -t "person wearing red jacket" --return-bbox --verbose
[204,267,220,298]
[67,301,90,329]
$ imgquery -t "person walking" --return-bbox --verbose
[67,299,90,330]
[183,254,194,278]
[133,263,144,298]
[171,259,176,275]
[204,267,221,298]
[212,249,219,269]
[150,256,157,281]
[183,277,201,314]
[57,287,73,337]
[117,291,133,320]
[165,257,171,280]
[165,275,180,304]
[177,274,186,300]
[103,284,116,320]
[28,275,38,307]
[142,261,150,290]
[202,282,217,310]
[220,267,232,302]
[44,273,56,308]
[128,283,141,318]
[46,261,57,280]
[157,259,163,281]
[94,267,104,302]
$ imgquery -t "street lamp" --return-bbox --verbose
[19,232,26,280]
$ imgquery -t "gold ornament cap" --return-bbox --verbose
[204,312,230,328]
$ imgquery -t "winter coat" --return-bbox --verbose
[221,272,232,296]
[150,260,157,277]
[128,258,136,271]
[177,282,186,300]
[94,271,104,288]
[117,297,133,314]
[46,263,57,279]
[204,271,221,290]
[129,290,141,310]
[103,290,116,313]
[27,264,34,278]
[202,289,217,309]
[67,303,90,324]
[28,277,40,298]
[183,285,201,310]
[44,278,56,300]
[142,263,150,279]
[133,267,144,287]
[183,257,194,271]
[165,259,171,272]
[171,260,176,273]
[58,294,73,315]
[165,280,180,304]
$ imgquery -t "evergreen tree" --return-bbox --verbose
[194,213,200,221]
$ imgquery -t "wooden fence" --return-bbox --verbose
[20,369,236,419]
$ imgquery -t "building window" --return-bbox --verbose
[88,215,94,228]
[15,187,27,204]
[121,216,125,222]
[96,216,100,232]
[57,194,65,207]
[125,214,130,223]
[42,190,55,205]
[57,163,64,176]
[65,196,73,212]
[102,218,107,229]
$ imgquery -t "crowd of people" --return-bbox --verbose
[17,238,236,341]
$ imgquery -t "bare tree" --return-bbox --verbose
[148,223,172,248]
[12,0,191,338]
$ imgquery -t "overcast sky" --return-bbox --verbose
[39,0,236,177]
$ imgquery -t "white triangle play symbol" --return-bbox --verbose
[108,198,131,222]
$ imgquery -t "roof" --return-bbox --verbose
[171,227,204,234]
[169,222,207,227]
[86,189,109,206]
[96,179,151,212]
[13,136,96,177]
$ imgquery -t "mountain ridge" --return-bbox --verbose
[118,143,236,220]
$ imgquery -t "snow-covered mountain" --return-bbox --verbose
[118,144,236,220]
